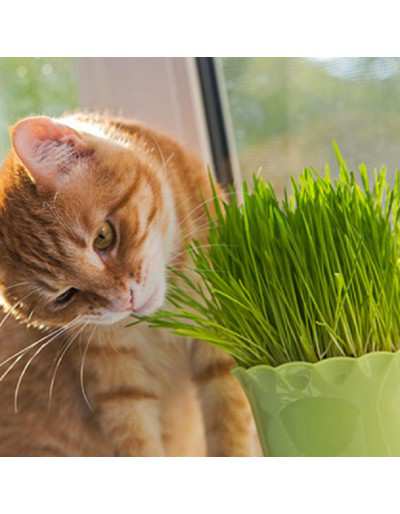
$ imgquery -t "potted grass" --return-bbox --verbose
[138,150,400,456]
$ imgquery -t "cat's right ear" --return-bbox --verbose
[11,116,92,193]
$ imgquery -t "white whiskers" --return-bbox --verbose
[79,325,97,412]
[0,287,40,329]
[11,316,82,413]
[47,319,87,409]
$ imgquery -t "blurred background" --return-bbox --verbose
[222,57,400,194]
[0,58,77,158]
[1,57,399,195]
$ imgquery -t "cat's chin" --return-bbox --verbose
[133,284,165,316]
[83,285,166,326]
[83,311,132,326]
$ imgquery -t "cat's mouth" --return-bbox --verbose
[133,286,163,316]
[84,285,163,326]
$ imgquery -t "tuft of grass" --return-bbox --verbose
[135,150,400,368]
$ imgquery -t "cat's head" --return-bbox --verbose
[0,116,178,328]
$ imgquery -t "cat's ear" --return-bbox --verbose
[11,116,91,193]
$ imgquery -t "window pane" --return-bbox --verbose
[220,57,400,194]
[0,58,78,160]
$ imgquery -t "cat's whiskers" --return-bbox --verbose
[0,326,65,375]
[168,264,219,275]
[12,316,82,413]
[172,190,238,258]
[169,243,235,267]
[26,308,36,324]
[168,219,213,265]
[146,131,170,178]
[3,281,34,292]
[174,209,220,246]
[48,319,87,409]
[47,322,85,404]
[178,216,212,239]
[0,287,41,329]
[175,190,235,233]
[107,329,121,353]
[79,324,97,412]
[0,324,72,393]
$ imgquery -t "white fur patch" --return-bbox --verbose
[86,249,104,269]
[61,116,131,150]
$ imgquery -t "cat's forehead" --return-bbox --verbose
[0,116,165,282]
[61,116,131,149]
[24,175,156,263]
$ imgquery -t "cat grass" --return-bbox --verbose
[134,147,400,368]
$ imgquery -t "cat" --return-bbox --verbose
[0,113,257,456]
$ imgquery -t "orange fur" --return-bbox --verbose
[0,113,258,456]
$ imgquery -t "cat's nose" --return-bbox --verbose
[124,289,134,310]
[111,289,134,312]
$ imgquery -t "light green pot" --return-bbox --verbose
[233,352,400,456]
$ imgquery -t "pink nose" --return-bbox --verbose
[111,289,134,312]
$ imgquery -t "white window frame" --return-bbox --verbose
[76,57,214,171]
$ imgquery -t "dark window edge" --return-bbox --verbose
[196,58,234,186]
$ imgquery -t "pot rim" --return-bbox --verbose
[233,350,400,375]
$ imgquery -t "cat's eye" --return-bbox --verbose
[55,287,79,306]
[94,221,116,251]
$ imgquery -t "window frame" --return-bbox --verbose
[76,57,243,187]
[76,58,213,169]
[196,58,237,186]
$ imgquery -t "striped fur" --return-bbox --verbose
[0,113,259,456]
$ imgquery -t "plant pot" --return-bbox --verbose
[233,352,400,456]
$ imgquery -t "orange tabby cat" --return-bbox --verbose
[0,113,257,456]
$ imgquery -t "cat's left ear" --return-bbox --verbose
[11,116,92,193]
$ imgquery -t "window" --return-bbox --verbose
[218,57,400,194]
[0,58,213,170]
[5,57,399,195]
[0,58,79,159]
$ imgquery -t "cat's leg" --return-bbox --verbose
[80,346,165,456]
[192,341,257,456]
[95,389,165,456]
[161,380,206,456]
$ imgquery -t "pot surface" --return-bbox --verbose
[233,352,400,456]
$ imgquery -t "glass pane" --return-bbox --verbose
[220,57,400,194]
[0,58,79,160]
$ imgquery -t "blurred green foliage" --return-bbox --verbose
[223,58,400,148]
[2,57,400,195]
[0,58,78,159]
[221,58,400,192]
